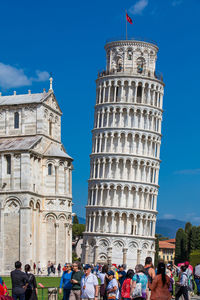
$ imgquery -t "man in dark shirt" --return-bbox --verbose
[11,261,28,300]
[118,265,126,292]
[70,261,84,300]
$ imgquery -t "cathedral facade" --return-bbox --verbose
[82,39,164,267]
[0,82,73,273]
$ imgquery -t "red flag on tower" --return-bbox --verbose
[126,13,133,24]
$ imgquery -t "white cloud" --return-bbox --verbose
[129,0,149,15]
[0,62,49,89]
[32,70,50,82]
[174,169,200,175]
[162,214,175,219]
[193,217,200,223]
[172,0,182,6]
[185,213,200,225]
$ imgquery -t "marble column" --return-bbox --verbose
[107,247,112,267]
[123,248,128,265]
[137,249,141,264]
[65,223,69,263]
[94,245,99,265]
[84,244,89,264]
[55,223,59,265]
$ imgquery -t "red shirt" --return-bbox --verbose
[121,278,131,298]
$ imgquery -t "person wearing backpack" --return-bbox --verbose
[131,264,148,300]
[184,262,194,298]
[121,269,134,300]
[24,264,38,300]
[144,257,156,300]
[175,266,189,300]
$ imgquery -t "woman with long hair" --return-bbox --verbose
[24,264,38,300]
[149,262,171,300]
[121,269,135,300]
[97,265,109,300]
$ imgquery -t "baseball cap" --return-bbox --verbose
[84,264,91,270]
[167,263,171,267]
[107,270,115,276]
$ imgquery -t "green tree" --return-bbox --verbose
[72,224,85,240]
[156,234,169,241]
[191,226,200,251]
[197,227,200,249]
[72,223,85,258]
[185,222,192,259]
[175,228,187,264]
[73,215,79,224]
[190,250,200,267]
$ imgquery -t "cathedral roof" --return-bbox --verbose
[43,142,73,160]
[0,136,41,151]
[0,92,49,106]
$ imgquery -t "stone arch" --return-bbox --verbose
[136,57,146,74]
[142,242,149,250]
[112,239,125,265]
[98,252,108,263]
[45,213,57,221]
[3,196,22,209]
[113,239,125,248]
[29,199,34,208]
[98,238,110,248]
[128,241,139,249]
[36,200,41,210]
[58,213,67,221]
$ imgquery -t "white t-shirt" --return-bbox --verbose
[81,273,98,299]
[97,273,106,285]
[107,278,119,299]
[195,264,200,277]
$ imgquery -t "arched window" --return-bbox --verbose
[136,57,145,74]
[14,112,19,129]
[137,86,142,103]
[48,163,52,175]
[128,50,132,60]
[117,58,122,72]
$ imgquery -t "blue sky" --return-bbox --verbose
[0,0,200,224]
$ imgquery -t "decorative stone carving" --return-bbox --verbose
[4,199,20,214]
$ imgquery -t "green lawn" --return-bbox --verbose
[2,276,63,300]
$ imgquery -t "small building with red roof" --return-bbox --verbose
[159,239,176,263]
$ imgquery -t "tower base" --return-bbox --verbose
[82,233,155,268]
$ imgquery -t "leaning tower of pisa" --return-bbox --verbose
[82,38,164,267]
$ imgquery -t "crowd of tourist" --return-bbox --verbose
[57,258,200,300]
[0,259,200,300]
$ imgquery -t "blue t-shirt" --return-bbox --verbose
[118,271,126,287]
[132,273,148,298]
[59,271,72,289]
